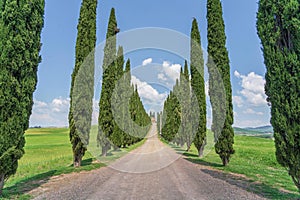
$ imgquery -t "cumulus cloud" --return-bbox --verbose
[234,71,267,106]
[30,97,70,127]
[157,61,181,87]
[157,73,167,81]
[142,58,153,66]
[30,97,101,127]
[131,76,168,111]
[243,108,264,116]
[232,96,243,108]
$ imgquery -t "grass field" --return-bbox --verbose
[1,127,145,200]
[183,135,300,199]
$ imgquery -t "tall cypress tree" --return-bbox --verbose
[121,59,132,147]
[190,19,207,156]
[98,8,118,156]
[0,0,45,193]
[207,0,234,166]
[257,0,300,191]
[69,0,97,167]
[178,61,192,149]
[111,46,125,148]
[162,83,181,143]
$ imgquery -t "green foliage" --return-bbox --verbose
[177,61,192,149]
[98,8,118,156]
[129,86,151,143]
[161,83,181,143]
[2,128,103,199]
[110,46,125,148]
[98,9,150,155]
[68,0,97,167]
[0,0,45,194]
[157,112,162,134]
[207,0,235,166]
[257,0,300,191]
[190,19,207,156]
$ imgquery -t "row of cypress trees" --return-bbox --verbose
[0,0,45,194]
[161,0,235,166]
[96,8,151,157]
[69,5,150,163]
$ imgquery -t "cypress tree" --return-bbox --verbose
[157,112,161,134]
[111,46,125,148]
[121,59,132,147]
[0,0,45,193]
[129,86,151,141]
[68,0,97,167]
[162,83,181,143]
[98,8,118,156]
[257,0,300,191]
[179,61,192,149]
[207,0,234,166]
[190,19,207,156]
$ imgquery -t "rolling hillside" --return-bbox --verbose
[234,126,273,138]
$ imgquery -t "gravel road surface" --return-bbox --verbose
[32,124,265,200]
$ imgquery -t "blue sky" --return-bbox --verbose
[30,0,270,128]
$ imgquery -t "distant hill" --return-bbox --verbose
[245,126,273,133]
[234,125,273,139]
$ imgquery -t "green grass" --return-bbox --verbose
[1,127,146,200]
[181,135,300,199]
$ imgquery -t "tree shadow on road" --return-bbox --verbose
[2,158,104,199]
[182,155,299,199]
[2,170,57,199]
[200,168,300,199]
[184,156,223,167]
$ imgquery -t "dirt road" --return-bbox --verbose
[33,124,265,200]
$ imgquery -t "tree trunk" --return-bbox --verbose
[73,154,82,167]
[186,141,191,152]
[291,175,300,192]
[101,146,107,157]
[186,146,191,152]
[113,145,118,151]
[222,156,229,166]
[0,173,5,195]
[198,143,205,158]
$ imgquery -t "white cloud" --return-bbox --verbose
[243,108,264,116]
[205,81,209,96]
[234,119,269,128]
[157,61,181,87]
[30,97,101,127]
[142,58,153,66]
[131,76,168,112]
[235,71,267,106]
[30,97,70,127]
[234,70,241,77]
[158,73,167,81]
[233,96,243,108]
[51,98,70,113]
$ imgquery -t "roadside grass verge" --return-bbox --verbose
[160,132,300,199]
[1,127,146,200]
